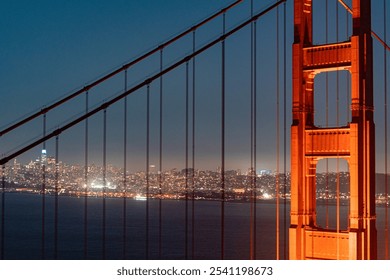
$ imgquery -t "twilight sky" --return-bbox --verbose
[0,0,389,173]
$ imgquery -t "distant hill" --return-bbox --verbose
[298,173,390,194]
[375,173,390,194]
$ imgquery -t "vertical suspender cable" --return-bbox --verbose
[146,84,150,260]
[346,4,351,124]
[253,17,257,259]
[102,109,107,260]
[185,60,189,259]
[250,0,258,260]
[384,0,389,261]
[283,1,287,260]
[325,0,329,230]
[159,49,163,260]
[54,135,59,260]
[1,164,5,260]
[276,6,280,260]
[336,1,341,260]
[84,91,89,259]
[123,70,128,260]
[250,0,254,260]
[343,5,351,232]
[221,12,226,260]
[251,0,259,260]
[254,17,259,260]
[41,113,46,260]
[253,17,258,261]
[191,30,196,260]
[345,0,350,230]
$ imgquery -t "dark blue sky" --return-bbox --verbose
[1,0,389,173]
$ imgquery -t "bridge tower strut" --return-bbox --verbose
[289,0,377,260]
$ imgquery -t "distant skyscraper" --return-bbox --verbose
[41,149,47,166]
[258,169,271,176]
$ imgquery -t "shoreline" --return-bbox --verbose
[2,188,389,207]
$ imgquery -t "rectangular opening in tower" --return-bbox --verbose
[315,158,349,231]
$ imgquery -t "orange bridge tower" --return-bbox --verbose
[289,0,377,259]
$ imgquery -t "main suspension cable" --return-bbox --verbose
[0,0,244,139]
[338,0,390,51]
[0,0,287,167]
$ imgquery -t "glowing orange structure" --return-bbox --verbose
[289,0,377,259]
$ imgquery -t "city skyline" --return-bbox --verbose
[4,152,390,208]
[1,0,389,173]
